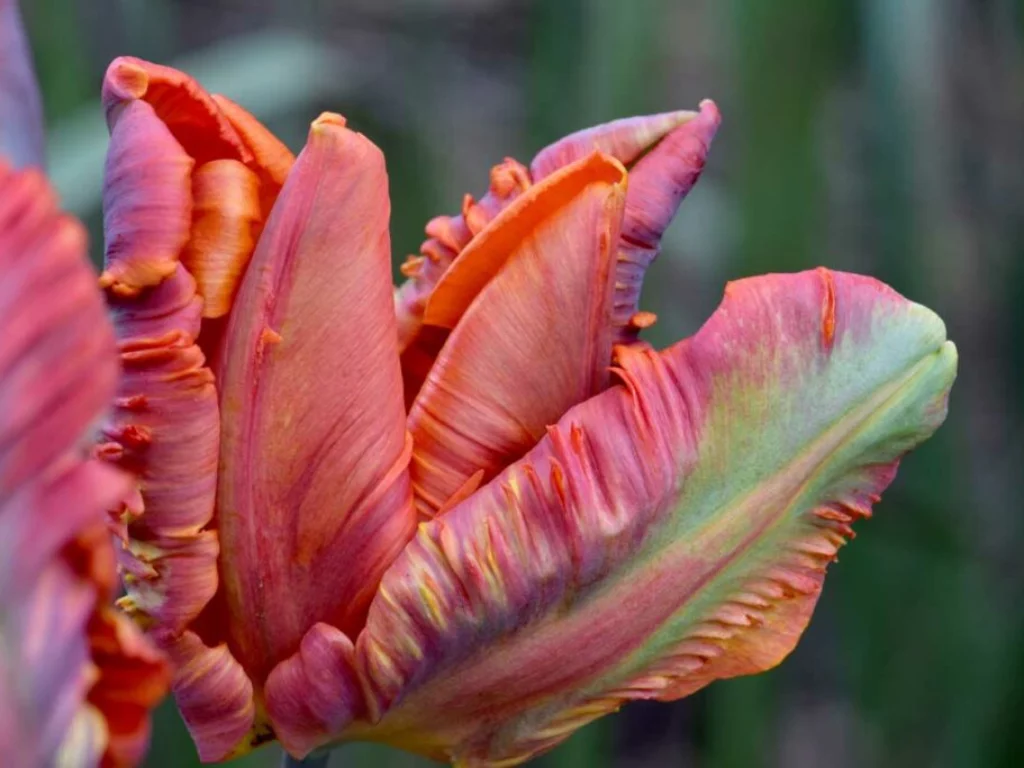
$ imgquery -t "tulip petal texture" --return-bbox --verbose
[0,160,169,767]
[98,57,957,766]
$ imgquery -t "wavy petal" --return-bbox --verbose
[408,153,626,517]
[217,114,415,682]
[355,269,956,765]
[264,623,364,758]
[163,631,257,762]
[211,94,295,189]
[395,158,532,404]
[0,0,44,167]
[100,100,194,297]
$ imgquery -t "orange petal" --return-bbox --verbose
[395,157,531,404]
[100,100,194,297]
[217,113,416,681]
[408,153,626,516]
[181,159,262,318]
[212,93,295,189]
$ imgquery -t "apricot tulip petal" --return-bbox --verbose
[211,94,296,189]
[100,100,194,297]
[102,56,250,164]
[357,270,956,765]
[0,0,44,168]
[613,100,721,343]
[409,153,625,516]
[182,159,262,318]
[218,114,415,681]
[395,157,531,404]
[530,109,698,180]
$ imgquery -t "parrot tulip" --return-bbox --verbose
[0,5,168,766]
[97,56,957,767]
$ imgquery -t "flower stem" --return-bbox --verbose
[281,750,331,768]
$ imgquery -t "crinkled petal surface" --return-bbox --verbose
[217,114,415,687]
[408,153,626,517]
[0,163,169,767]
[351,269,956,766]
[0,0,44,168]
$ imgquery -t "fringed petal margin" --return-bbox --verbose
[395,157,532,405]
[100,265,250,759]
[355,269,956,766]
[217,114,415,683]
[408,153,626,517]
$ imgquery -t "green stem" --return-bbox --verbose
[282,750,331,768]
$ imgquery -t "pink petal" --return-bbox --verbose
[355,269,956,765]
[530,109,699,180]
[100,100,194,297]
[217,114,415,682]
[264,623,363,758]
[408,152,626,517]
[0,0,44,168]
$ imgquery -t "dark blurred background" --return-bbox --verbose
[23,1,1024,766]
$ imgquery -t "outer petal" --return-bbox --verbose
[0,163,169,767]
[408,153,626,517]
[218,114,415,684]
[353,269,957,766]
[0,0,44,168]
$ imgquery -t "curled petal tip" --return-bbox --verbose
[312,112,348,132]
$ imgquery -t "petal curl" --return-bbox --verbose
[408,153,626,517]
[218,114,415,682]
[0,0,44,168]
[356,269,956,766]
[100,100,194,297]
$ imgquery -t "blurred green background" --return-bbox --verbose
[23,0,1024,766]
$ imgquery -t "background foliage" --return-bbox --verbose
[25,1,1024,766]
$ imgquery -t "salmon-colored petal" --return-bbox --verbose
[264,623,364,758]
[100,100,194,297]
[408,153,625,516]
[181,159,261,318]
[211,94,295,189]
[612,100,721,345]
[530,109,699,180]
[163,631,257,762]
[355,270,956,765]
[395,157,531,404]
[0,0,44,168]
[102,57,250,165]
[0,163,167,767]
[218,113,415,682]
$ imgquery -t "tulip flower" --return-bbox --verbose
[98,55,956,767]
[0,8,169,766]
